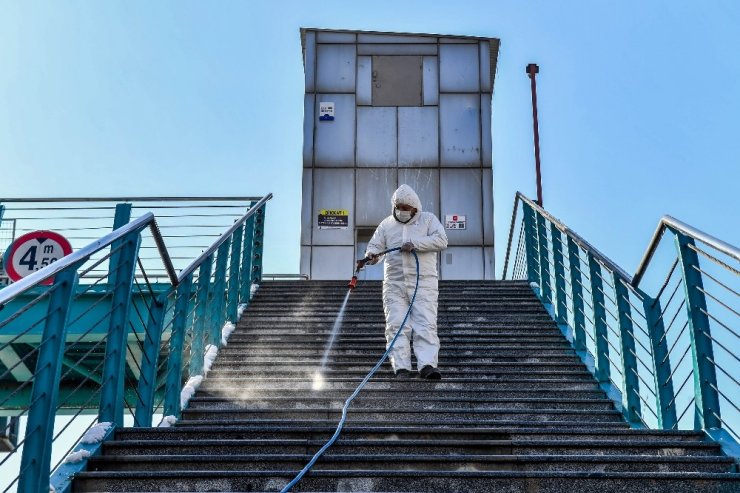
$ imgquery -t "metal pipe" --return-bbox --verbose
[527,63,543,206]
[632,215,739,287]
[0,196,263,203]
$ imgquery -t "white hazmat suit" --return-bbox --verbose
[365,184,448,374]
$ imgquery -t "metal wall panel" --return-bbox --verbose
[303,95,314,167]
[439,37,478,43]
[440,168,483,245]
[484,246,495,280]
[358,34,436,44]
[359,44,437,56]
[439,44,480,93]
[301,169,313,244]
[304,31,316,93]
[300,246,311,278]
[357,56,372,105]
[482,168,493,245]
[398,107,438,167]
[317,32,356,43]
[398,168,439,217]
[312,169,355,245]
[355,234,385,280]
[479,41,492,93]
[357,107,397,167]
[311,246,355,280]
[440,94,481,166]
[423,56,439,105]
[314,93,355,167]
[481,93,492,167]
[440,247,484,280]
[316,44,356,93]
[372,56,422,107]
[356,168,397,227]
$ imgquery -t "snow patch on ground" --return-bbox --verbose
[64,449,91,464]
[81,422,112,444]
[180,375,203,409]
[237,303,248,320]
[159,415,178,428]
[221,322,236,346]
[530,282,539,289]
[203,344,219,376]
[250,283,259,299]
[49,485,56,492]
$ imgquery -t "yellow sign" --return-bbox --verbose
[319,209,349,216]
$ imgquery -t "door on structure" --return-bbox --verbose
[356,229,384,281]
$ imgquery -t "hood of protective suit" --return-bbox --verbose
[391,184,423,214]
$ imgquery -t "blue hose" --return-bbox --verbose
[280,249,420,492]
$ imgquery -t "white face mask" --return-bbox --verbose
[395,208,413,223]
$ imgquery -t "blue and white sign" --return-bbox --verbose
[319,102,335,121]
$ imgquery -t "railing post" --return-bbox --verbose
[643,294,677,429]
[18,268,78,493]
[673,231,721,430]
[226,224,244,323]
[613,275,642,424]
[549,223,567,325]
[239,208,256,304]
[190,256,213,377]
[164,276,192,418]
[535,213,552,306]
[521,204,540,288]
[251,204,266,284]
[566,237,587,351]
[209,240,231,347]
[588,253,611,383]
[98,231,141,426]
[133,293,168,427]
[108,203,132,284]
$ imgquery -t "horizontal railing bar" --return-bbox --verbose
[634,215,740,286]
[675,396,696,427]
[706,356,740,388]
[667,370,693,410]
[663,321,690,364]
[1,196,263,203]
[693,265,740,298]
[698,288,740,319]
[710,411,739,442]
[631,386,659,419]
[687,243,740,276]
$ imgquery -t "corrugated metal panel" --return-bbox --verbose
[357,56,372,105]
[314,93,356,167]
[398,168,439,217]
[301,169,313,244]
[479,41,491,93]
[310,246,355,279]
[440,94,481,166]
[300,246,311,278]
[440,246,484,280]
[303,95,314,167]
[317,32,356,43]
[484,246,495,280]
[357,107,397,167]
[482,168,493,245]
[489,40,500,92]
[440,168,483,245]
[439,44,480,93]
[356,168,397,227]
[357,34,436,44]
[372,56,422,107]
[439,37,477,43]
[359,44,437,56]
[312,169,355,245]
[422,56,439,105]
[398,106,438,167]
[316,44,356,93]
[304,31,316,92]
[481,93,492,167]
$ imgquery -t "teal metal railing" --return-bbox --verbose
[0,194,271,493]
[503,192,739,457]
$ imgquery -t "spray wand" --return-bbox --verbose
[348,247,401,290]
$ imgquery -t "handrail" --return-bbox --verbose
[0,196,264,203]
[633,215,740,286]
[178,193,272,282]
[503,192,632,281]
[0,213,178,306]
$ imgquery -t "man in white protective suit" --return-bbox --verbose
[365,184,448,380]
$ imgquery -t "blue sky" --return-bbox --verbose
[1,0,738,276]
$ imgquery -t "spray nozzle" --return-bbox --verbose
[347,276,358,290]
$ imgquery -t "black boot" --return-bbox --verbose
[395,369,412,379]
[419,365,442,380]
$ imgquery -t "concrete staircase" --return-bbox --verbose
[75,280,740,492]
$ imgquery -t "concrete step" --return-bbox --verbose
[86,453,736,474]
[70,470,740,493]
[214,355,584,364]
[207,363,591,374]
[204,369,598,381]
[179,408,624,423]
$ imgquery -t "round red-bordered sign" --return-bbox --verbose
[3,231,73,285]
